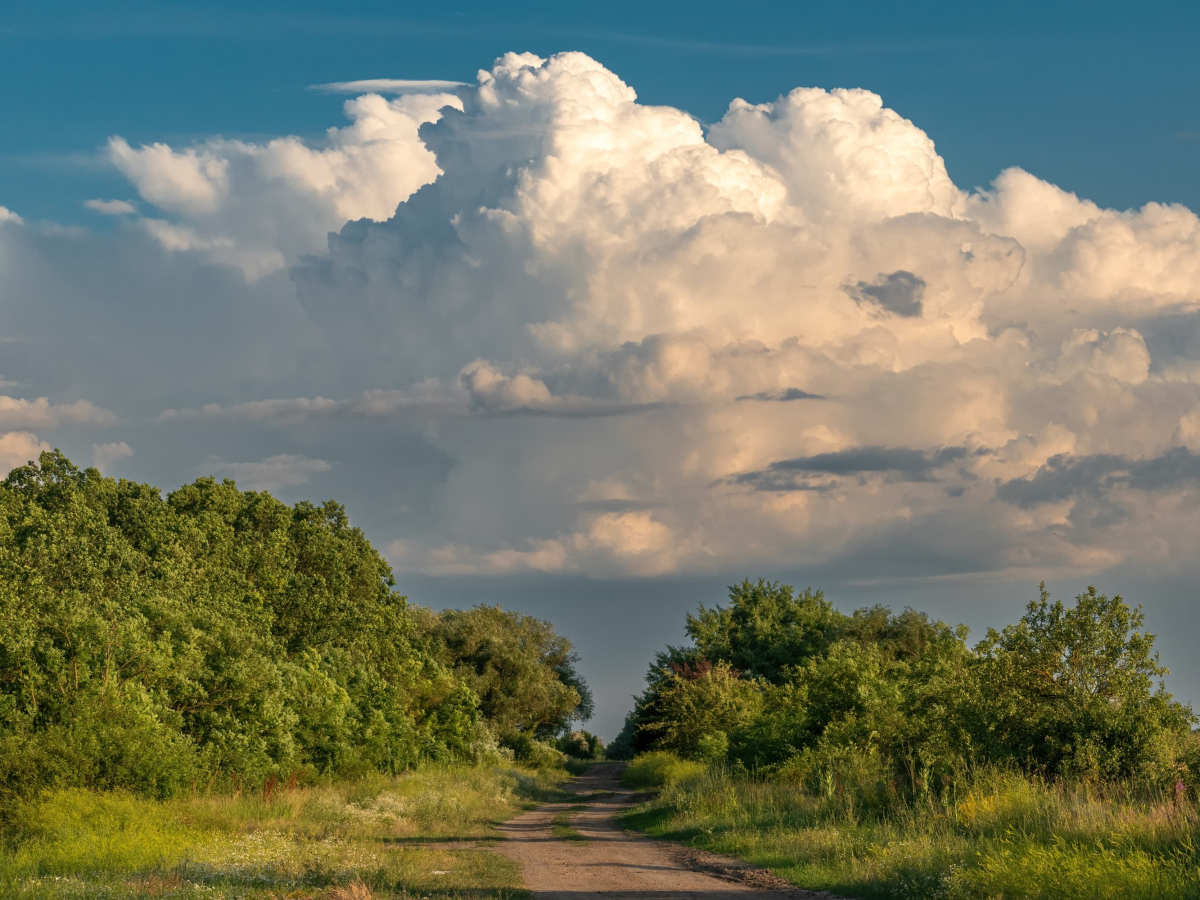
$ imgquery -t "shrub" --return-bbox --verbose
[621,752,707,790]
[558,729,605,760]
[501,731,568,769]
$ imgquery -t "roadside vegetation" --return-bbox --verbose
[615,578,1200,898]
[1,765,567,898]
[0,451,605,898]
[0,451,598,800]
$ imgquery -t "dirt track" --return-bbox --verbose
[495,763,829,900]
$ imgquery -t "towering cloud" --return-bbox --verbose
[3,52,1199,584]
[109,90,462,276]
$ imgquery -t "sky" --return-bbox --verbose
[2,1,1200,738]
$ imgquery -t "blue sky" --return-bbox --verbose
[3,2,1200,738]
[5,1,1200,219]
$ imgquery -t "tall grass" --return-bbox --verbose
[0,766,567,899]
[620,751,707,790]
[620,756,1200,899]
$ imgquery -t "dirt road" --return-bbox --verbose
[495,763,828,900]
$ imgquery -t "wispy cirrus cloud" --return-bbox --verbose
[309,78,467,94]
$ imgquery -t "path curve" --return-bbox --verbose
[495,762,829,900]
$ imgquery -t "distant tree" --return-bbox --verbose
[638,661,761,759]
[429,605,589,740]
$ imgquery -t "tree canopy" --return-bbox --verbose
[615,578,1195,789]
[0,452,591,799]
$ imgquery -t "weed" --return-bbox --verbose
[621,759,1200,899]
[0,766,549,899]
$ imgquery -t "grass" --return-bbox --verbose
[619,757,1200,899]
[549,806,589,842]
[619,751,706,790]
[0,766,573,899]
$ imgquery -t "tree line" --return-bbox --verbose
[0,452,593,800]
[611,578,1198,790]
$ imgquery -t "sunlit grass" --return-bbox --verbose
[549,805,589,842]
[619,751,706,790]
[0,766,568,899]
[620,758,1200,899]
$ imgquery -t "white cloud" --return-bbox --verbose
[0,432,51,476]
[204,454,332,493]
[11,50,1200,584]
[91,441,133,471]
[281,52,1200,578]
[0,206,22,225]
[0,396,117,429]
[311,78,467,94]
[107,90,461,276]
[84,198,138,215]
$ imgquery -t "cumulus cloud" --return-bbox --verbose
[0,396,117,429]
[0,432,51,476]
[91,441,133,472]
[204,454,332,493]
[108,90,462,275]
[280,52,1200,578]
[10,50,1200,583]
[84,198,137,215]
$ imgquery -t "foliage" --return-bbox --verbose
[0,452,591,802]
[623,764,1200,900]
[619,751,706,790]
[637,661,760,760]
[557,729,605,760]
[686,579,843,683]
[0,765,562,898]
[970,583,1191,781]
[424,604,590,744]
[618,578,1195,790]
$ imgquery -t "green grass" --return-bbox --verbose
[620,757,1200,899]
[0,766,572,899]
[619,751,706,790]
[549,805,590,842]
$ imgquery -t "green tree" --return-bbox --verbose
[970,583,1194,780]
[428,605,589,740]
[687,579,845,683]
[0,451,568,800]
[638,661,761,759]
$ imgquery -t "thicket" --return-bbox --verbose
[612,578,1199,792]
[0,452,591,803]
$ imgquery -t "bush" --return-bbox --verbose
[501,731,568,769]
[558,729,605,760]
[622,578,1196,792]
[621,752,707,790]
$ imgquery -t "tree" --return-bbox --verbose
[970,583,1194,780]
[686,579,844,683]
[0,452,558,799]
[638,661,761,759]
[428,605,589,740]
